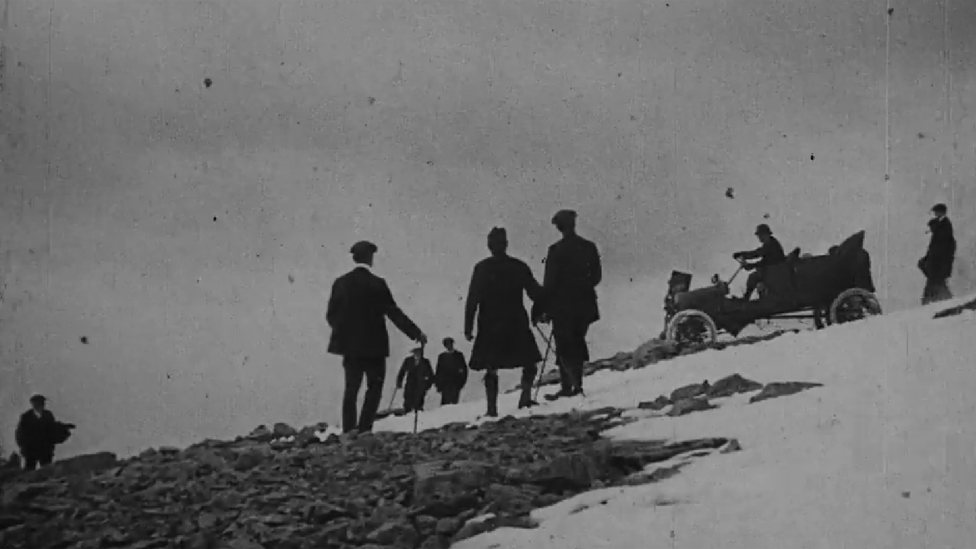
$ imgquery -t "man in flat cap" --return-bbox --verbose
[465,227,546,417]
[395,346,435,413]
[434,337,468,406]
[15,394,75,470]
[534,210,602,402]
[327,240,427,434]
[733,223,786,301]
[919,203,956,305]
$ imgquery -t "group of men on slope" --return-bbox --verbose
[326,209,601,433]
[6,205,956,472]
[326,202,957,435]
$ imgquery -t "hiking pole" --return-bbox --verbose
[413,341,425,434]
[533,324,555,401]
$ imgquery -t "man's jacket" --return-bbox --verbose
[327,266,422,358]
[434,351,469,391]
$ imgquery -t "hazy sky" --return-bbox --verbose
[1,0,973,458]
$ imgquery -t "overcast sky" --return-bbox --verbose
[1,0,973,458]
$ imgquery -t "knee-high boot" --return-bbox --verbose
[484,370,499,417]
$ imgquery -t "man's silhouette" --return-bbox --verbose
[434,338,468,406]
[15,395,74,471]
[919,203,956,305]
[733,223,786,301]
[535,210,602,402]
[396,347,435,412]
[327,241,427,433]
[465,227,546,416]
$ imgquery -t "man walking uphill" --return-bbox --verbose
[465,227,546,417]
[534,210,602,402]
[918,203,956,305]
[434,338,468,406]
[396,347,435,413]
[327,241,427,434]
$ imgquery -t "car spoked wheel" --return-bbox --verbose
[666,309,718,349]
[829,288,883,325]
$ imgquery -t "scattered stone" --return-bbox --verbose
[667,397,716,417]
[670,381,710,402]
[0,412,737,549]
[707,374,763,399]
[749,382,824,404]
[638,396,672,411]
[720,439,742,454]
[272,423,298,438]
[511,331,801,395]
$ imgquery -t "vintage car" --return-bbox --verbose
[663,230,882,347]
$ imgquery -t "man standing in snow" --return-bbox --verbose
[465,227,546,416]
[327,241,427,434]
[396,347,435,413]
[534,210,602,402]
[918,203,956,305]
[434,337,468,406]
[733,223,786,301]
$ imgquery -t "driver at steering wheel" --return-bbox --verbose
[733,224,786,301]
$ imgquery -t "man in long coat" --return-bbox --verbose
[534,210,602,402]
[434,337,468,406]
[919,203,956,305]
[15,394,75,471]
[395,347,435,413]
[327,241,427,433]
[465,227,545,417]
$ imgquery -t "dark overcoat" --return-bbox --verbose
[326,266,422,359]
[465,254,544,371]
[396,357,435,406]
[920,217,956,281]
[15,409,71,454]
[434,350,469,391]
[534,234,602,325]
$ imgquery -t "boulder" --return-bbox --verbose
[638,396,672,411]
[667,397,716,417]
[749,382,824,404]
[707,374,763,398]
[670,381,711,402]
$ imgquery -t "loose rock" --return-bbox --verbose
[668,397,716,417]
[749,382,824,404]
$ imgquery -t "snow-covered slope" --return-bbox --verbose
[373,295,976,548]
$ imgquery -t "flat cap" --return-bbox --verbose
[931,203,947,214]
[349,240,378,256]
[755,223,772,235]
[488,226,507,240]
[29,394,46,404]
[551,209,578,225]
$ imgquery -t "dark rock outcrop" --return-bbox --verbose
[749,382,824,404]
[0,411,734,549]
[706,374,763,399]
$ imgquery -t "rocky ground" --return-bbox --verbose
[0,369,824,549]
[514,329,801,394]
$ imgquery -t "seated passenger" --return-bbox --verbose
[732,224,786,301]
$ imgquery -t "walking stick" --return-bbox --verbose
[533,324,555,401]
[413,341,426,434]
